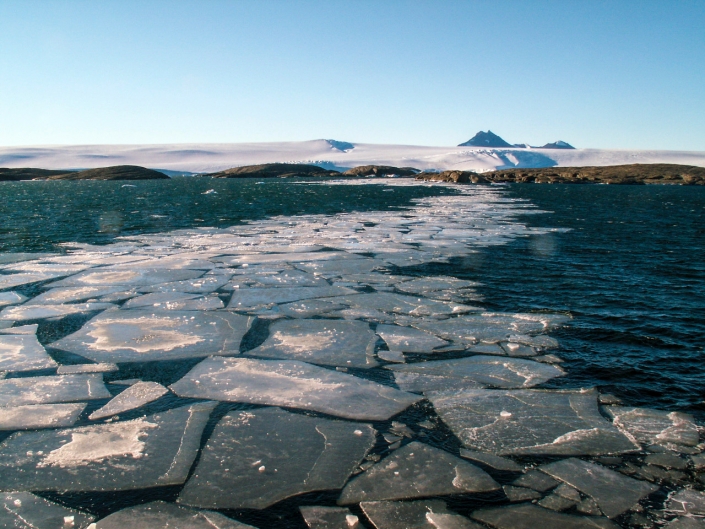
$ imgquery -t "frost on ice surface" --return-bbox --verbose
[88,381,169,420]
[0,291,27,307]
[0,303,114,321]
[122,292,225,310]
[360,500,482,529]
[0,334,58,372]
[93,500,254,529]
[0,402,215,492]
[539,458,658,519]
[50,309,250,362]
[0,403,86,430]
[177,407,375,510]
[228,285,355,310]
[604,406,700,447]
[386,356,564,393]
[429,389,638,456]
[299,506,360,529]
[170,357,421,420]
[246,319,378,368]
[49,268,204,287]
[338,441,499,505]
[375,324,449,353]
[471,503,619,529]
[0,491,95,528]
[0,374,109,406]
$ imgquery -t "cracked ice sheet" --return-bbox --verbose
[338,441,499,504]
[360,500,482,529]
[0,272,65,290]
[604,406,700,447]
[48,268,204,287]
[0,374,110,406]
[429,389,638,456]
[0,402,215,492]
[170,357,421,421]
[89,381,169,420]
[122,292,224,310]
[94,501,255,529]
[412,313,569,344]
[0,403,86,430]
[50,309,250,363]
[26,286,133,305]
[246,319,378,369]
[0,291,27,307]
[178,407,375,510]
[376,324,449,353]
[387,356,565,393]
[539,458,658,519]
[471,504,618,529]
[227,285,356,310]
[0,303,115,321]
[0,492,95,528]
[0,334,58,372]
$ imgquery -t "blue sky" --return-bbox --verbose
[0,1,703,150]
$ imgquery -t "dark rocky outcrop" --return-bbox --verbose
[47,165,169,180]
[0,168,74,181]
[458,131,512,148]
[343,165,419,177]
[208,163,339,178]
[416,164,705,185]
[539,141,575,149]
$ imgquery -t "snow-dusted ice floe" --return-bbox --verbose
[0,374,109,406]
[0,402,215,492]
[0,403,86,430]
[0,334,57,372]
[122,291,225,310]
[178,407,375,509]
[360,500,481,529]
[0,302,114,321]
[228,285,356,310]
[0,491,95,528]
[0,291,27,307]
[604,406,700,447]
[88,381,169,420]
[170,357,421,420]
[49,268,204,288]
[375,324,449,353]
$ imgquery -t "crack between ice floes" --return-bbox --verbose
[159,407,196,480]
[303,425,330,485]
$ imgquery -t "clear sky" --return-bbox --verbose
[1,0,703,150]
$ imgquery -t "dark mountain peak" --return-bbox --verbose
[458,130,512,148]
[540,141,575,149]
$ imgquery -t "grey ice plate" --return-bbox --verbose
[472,503,618,529]
[0,291,27,307]
[138,275,232,294]
[94,500,254,529]
[0,334,58,372]
[299,506,360,529]
[540,458,658,518]
[360,500,482,529]
[375,324,449,353]
[668,489,705,515]
[0,402,215,492]
[0,491,95,528]
[228,285,355,310]
[178,407,375,509]
[0,302,114,321]
[49,268,204,287]
[386,356,564,393]
[246,319,378,368]
[328,292,473,317]
[338,441,499,504]
[27,286,134,305]
[0,272,65,290]
[0,403,86,430]
[459,449,524,472]
[604,406,700,447]
[88,381,169,420]
[50,309,250,362]
[56,363,118,374]
[170,357,421,421]
[234,269,329,288]
[0,374,109,406]
[429,389,638,455]
[122,292,224,310]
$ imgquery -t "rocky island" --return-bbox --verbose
[0,165,169,181]
[206,163,339,178]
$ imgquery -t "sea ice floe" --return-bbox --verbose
[226,251,355,265]
[228,286,356,310]
[0,303,115,322]
[275,299,347,318]
[0,291,27,307]
[328,292,474,318]
[296,258,389,276]
[138,274,232,294]
[56,363,119,374]
[299,506,360,529]
[234,269,329,288]
[458,449,524,472]
[429,389,638,456]
[0,402,215,492]
[338,441,499,504]
[604,406,700,447]
[26,286,132,305]
[667,489,705,515]
[178,407,375,509]
[93,500,254,529]
[122,292,225,310]
[0,374,110,406]
[394,276,479,295]
[0,334,58,372]
[539,458,659,518]
[512,469,560,492]
[375,324,449,353]
[0,272,65,290]
[0,403,86,430]
[50,309,250,362]
[0,253,56,265]
[88,381,169,420]
[387,356,564,393]
[471,503,619,529]
[246,319,378,368]
[0,324,38,335]
[1,262,93,275]
[0,491,95,528]
[360,500,482,529]
[170,357,421,421]
[49,268,204,287]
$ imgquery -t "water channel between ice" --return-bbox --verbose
[0,179,702,529]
